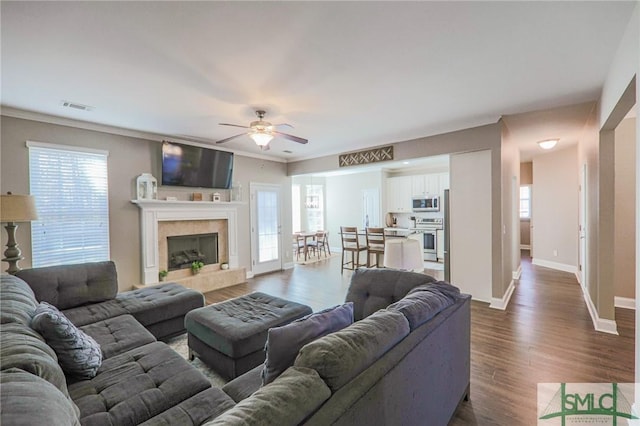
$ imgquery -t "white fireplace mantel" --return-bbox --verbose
[132,200,241,285]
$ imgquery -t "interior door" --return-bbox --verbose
[250,183,282,275]
[362,188,380,228]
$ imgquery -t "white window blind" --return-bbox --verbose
[28,142,110,267]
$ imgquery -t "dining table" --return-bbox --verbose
[294,231,318,261]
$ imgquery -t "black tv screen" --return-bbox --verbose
[162,141,233,189]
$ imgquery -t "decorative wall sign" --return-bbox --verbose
[339,146,394,167]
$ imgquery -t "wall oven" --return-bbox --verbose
[412,218,443,261]
[412,196,439,212]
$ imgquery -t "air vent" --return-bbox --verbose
[61,101,93,111]
[283,150,293,154]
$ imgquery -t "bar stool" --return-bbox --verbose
[340,226,367,273]
[365,227,386,268]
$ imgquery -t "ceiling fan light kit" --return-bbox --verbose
[216,110,308,150]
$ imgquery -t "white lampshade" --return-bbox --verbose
[1,193,38,223]
[383,238,424,272]
[250,131,275,147]
[537,139,558,150]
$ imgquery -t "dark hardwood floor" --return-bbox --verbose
[204,252,635,425]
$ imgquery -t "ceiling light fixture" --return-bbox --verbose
[538,139,558,150]
[249,131,274,147]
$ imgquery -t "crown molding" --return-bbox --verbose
[0,106,285,163]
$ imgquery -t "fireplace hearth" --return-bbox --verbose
[167,233,218,271]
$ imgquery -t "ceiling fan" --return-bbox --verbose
[216,110,308,151]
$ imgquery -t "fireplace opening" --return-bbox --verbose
[167,233,218,271]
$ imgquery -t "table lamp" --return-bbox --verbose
[1,192,38,274]
[383,239,424,272]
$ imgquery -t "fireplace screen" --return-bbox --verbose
[167,233,218,271]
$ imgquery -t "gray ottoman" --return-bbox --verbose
[185,292,312,380]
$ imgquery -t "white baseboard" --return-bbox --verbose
[490,280,516,310]
[614,296,636,310]
[512,265,522,280]
[246,271,255,279]
[532,258,577,274]
[283,262,295,270]
[520,244,531,250]
[582,286,619,335]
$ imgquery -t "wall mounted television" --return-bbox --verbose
[162,141,234,189]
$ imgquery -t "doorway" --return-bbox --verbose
[361,188,380,228]
[250,183,282,275]
[579,163,588,288]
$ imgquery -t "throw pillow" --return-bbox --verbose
[261,302,354,386]
[30,302,102,379]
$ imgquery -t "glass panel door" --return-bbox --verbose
[250,183,282,275]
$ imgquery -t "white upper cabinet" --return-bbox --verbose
[386,176,412,213]
[411,173,449,197]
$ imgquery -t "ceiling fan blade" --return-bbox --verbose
[215,133,248,144]
[274,130,308,144]
[219,123,250,129]
[273,123,294,129]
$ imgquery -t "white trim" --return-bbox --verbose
[575,272,582,285]
[4,107,284,163]
[490,280,516,310]
[132,199,239,285]
[512,265,522,280]
[532,258,577,274]
[283,262,295,270]
[581,286,619,335]
[26,140,109,156]
[520,244,531,250]
[614,296,636,310]
[246,270,255,279]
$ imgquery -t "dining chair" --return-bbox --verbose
[365,227,386,268]
[340,226,367,273]
[314,230,330,257]
[292,234,306,260]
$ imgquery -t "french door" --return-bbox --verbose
[250,183,282,275]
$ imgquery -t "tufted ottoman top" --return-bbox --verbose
[185,292,312,358]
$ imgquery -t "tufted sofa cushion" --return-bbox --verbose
[0,274,38,326]
[345,268,437,320]
[16,261,118,310]
[68,341,213,426]
[0,368,81,425]
[80,314,156,359]
[61,283,204,330]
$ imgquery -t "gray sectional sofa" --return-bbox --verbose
[1,263,470,426]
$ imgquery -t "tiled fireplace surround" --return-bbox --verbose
[133,200,244,290]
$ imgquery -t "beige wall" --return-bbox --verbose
[520,162,533,185]
[614,117,636,299]
[500,120,521,293]
[0,115,291,290]
[532,146,579,269]
[450,150,492,302]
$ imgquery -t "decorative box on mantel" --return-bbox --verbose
[131,199,244,287]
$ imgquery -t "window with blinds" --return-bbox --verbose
[28,142,110,267]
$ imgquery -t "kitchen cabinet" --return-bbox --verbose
[436,229,444,261]
[386,176,412,213]
[411,173,448,197]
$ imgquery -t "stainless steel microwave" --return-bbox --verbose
[412,196,439,212]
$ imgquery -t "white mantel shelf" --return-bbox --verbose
[132,199,246,208]
[132,199,241,285]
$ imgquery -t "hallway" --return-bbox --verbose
[204,252,635,425]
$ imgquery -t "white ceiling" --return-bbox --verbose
[1,1,636,162]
